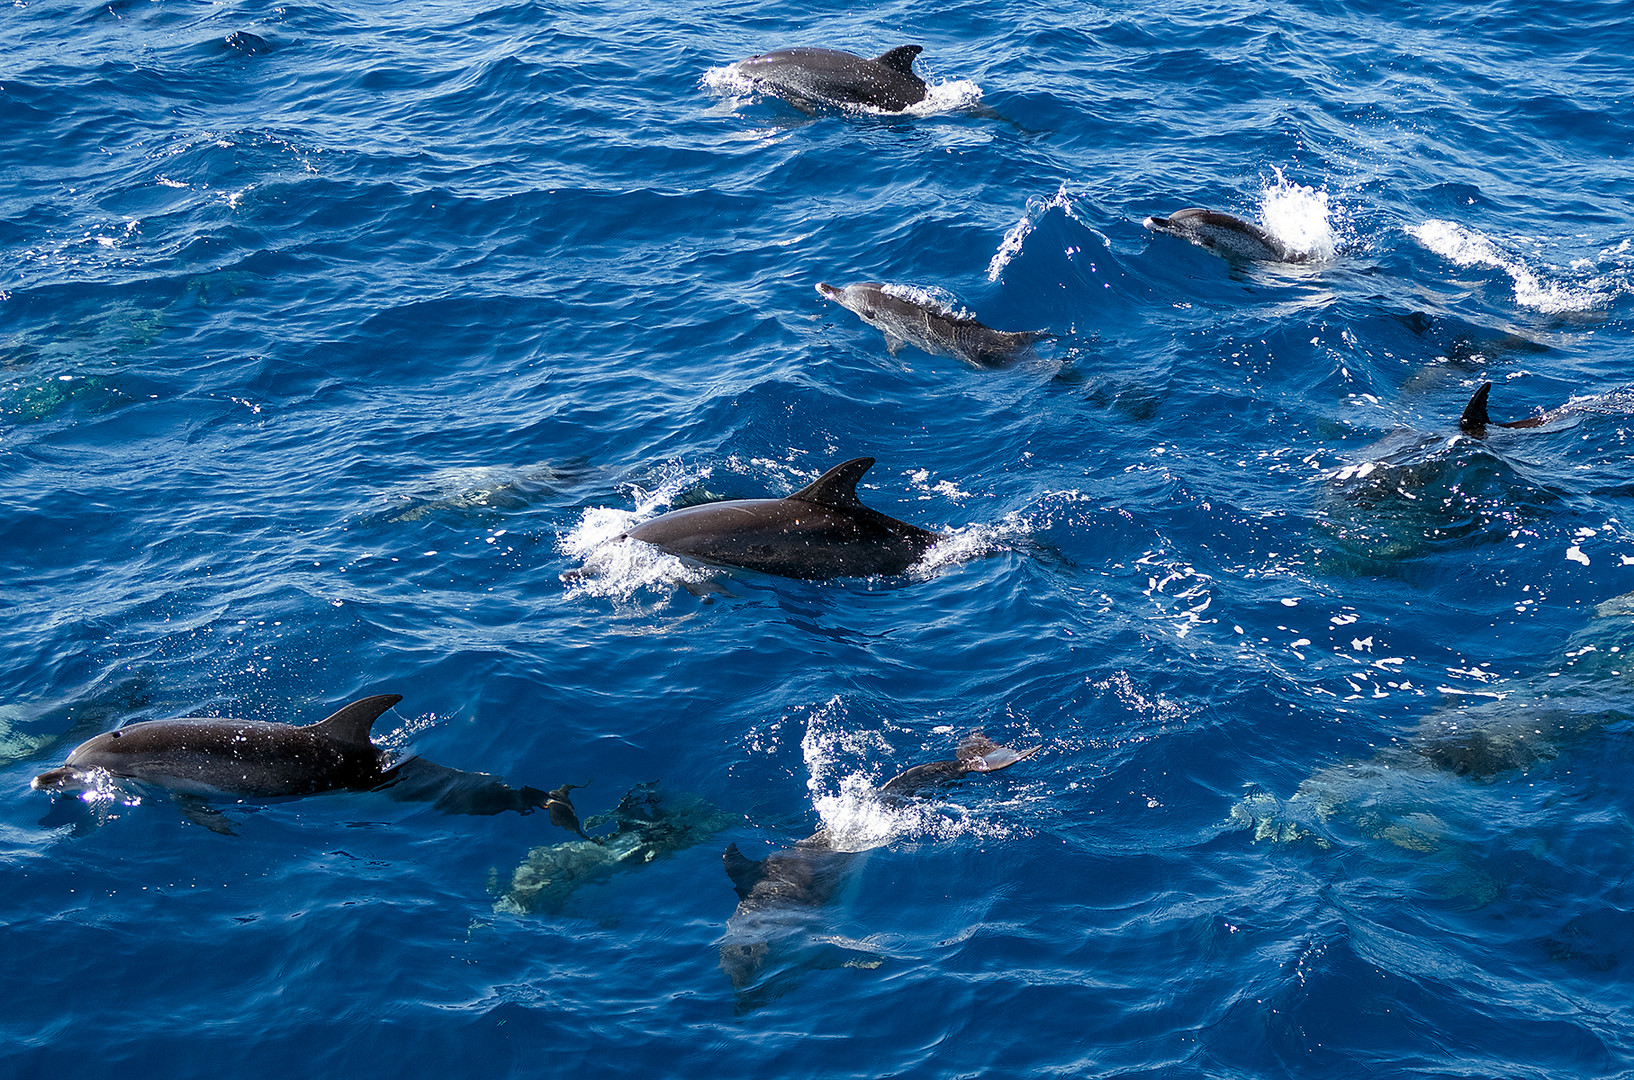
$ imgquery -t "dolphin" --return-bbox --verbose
[620,457,939,579]
[31,693,588,834]
[817,282,1051,367]
[726,45,928,112]
[1144,207,1309,263]
[1458,381,1561,436]
[719,734,1040,999]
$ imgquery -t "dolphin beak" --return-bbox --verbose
[31,767,75,791]
[815,282,839,300]
[1143,216,1168,230]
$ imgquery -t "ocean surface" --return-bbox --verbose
[5,0,1634,1075]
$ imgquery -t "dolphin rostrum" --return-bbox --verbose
[817,282,1051,367]
[726,45,928,112]
[620,457,940,579]
[1144,207,1310,263]
[719,734,1040,998]
[32,693,588,834]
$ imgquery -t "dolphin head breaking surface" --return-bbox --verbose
[817,282,1051,367]
[718,734,1040,998]
[32,694,584,833]
[621,457,939,579]
[726,45,927,112]
[31,694,401,798]
[1144,207,1310,263]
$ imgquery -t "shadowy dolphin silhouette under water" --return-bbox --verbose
[495,783,733,915]
[1232,591,1634,898]
[718,734,1039,1008]
[31,693,589,836]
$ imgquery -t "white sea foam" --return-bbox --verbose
[1258,170,1337,260]
[879,282,972,321]
[799,699,1020,853]
[557,465,714,600]
[988,184,1073,282]
[1409,219,1612,313]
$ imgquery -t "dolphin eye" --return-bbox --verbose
[110,730,122,739]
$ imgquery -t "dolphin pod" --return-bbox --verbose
[817,282,1051,367]
[718,734,1040,998]
[32,693,588,835]
[621,456,939,579]
[727,45,928,112]
[1144,207,1311,263]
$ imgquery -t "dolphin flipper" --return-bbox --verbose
[175,794,237,835]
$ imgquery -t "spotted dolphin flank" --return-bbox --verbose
[726,45,928,112]
[1144,207,1311,263]
[32,693,587,834]
[817,282,1051,367]
[719,734,1040,1000]
[621,457,939,579]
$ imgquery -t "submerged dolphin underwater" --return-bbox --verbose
[621,456,940,579]
[718,734,1039,1003]
[817,282,1051,368]
[32,693,588,835]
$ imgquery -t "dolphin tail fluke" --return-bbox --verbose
[1459,382,1493,433]
[957,734,1042,772]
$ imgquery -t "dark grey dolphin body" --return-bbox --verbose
[621,457,939,579]
[727,45,927,112]
[719,735,1039,999]
[1144,207,1309,263]
[817,282,1051,367]
[32,693,587,834]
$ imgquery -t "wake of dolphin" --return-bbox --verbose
[1408,218,1622,313]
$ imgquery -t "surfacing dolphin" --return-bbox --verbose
[621,457,940,580]
[817,282,1051,367]
[719,734,1039,1003]
[32,693,589,835]
[1458,381,1567,436]
[726,45,927,112]
[1144,208,1311,263]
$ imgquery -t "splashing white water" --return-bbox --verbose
[879,282,973,321]
[557,465,714,600]
[799,698,1020,853]
[1258,170,1337,260]
[988,183,1073,282]
[1409,219,1612,313]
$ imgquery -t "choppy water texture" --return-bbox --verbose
[5,0,1634,1075]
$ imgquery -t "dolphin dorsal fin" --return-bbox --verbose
[1459,382,1493,432]
[788,457,874,510]
[873,45,923,75]
[723,843,766,899]
[308,694,402,747]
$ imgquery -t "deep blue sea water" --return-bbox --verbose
[5,0,1634,1075]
